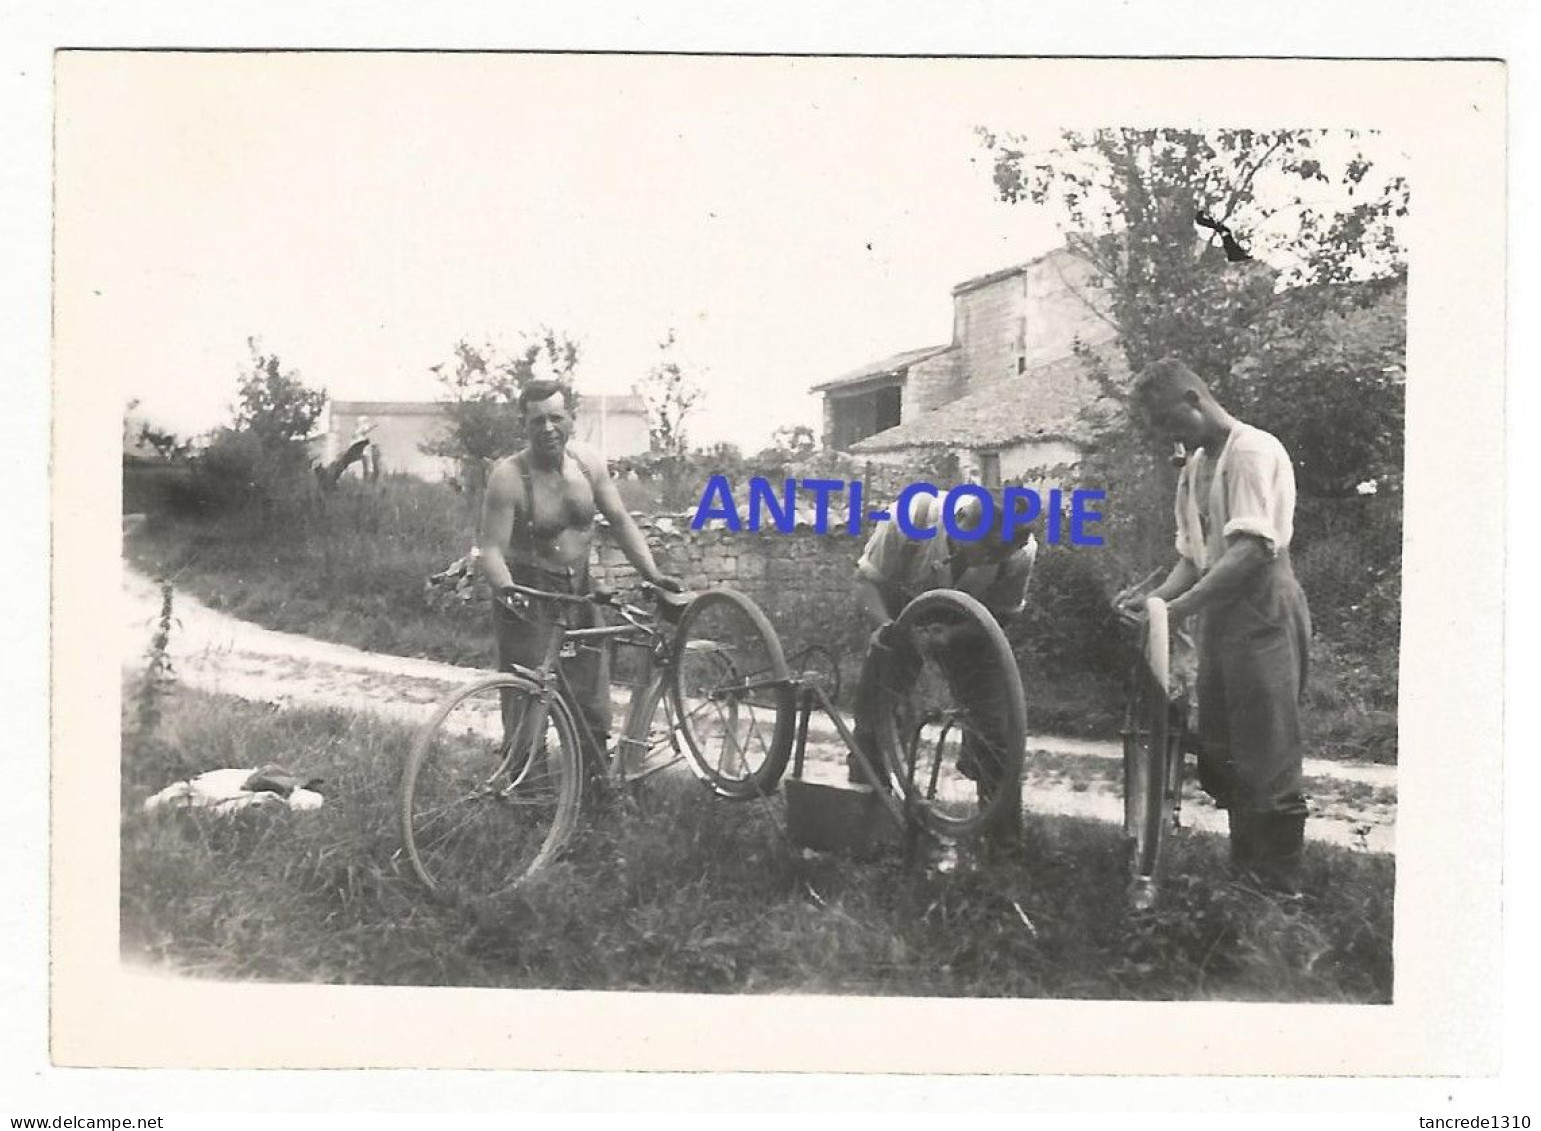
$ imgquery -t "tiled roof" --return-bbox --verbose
[809,344,955,395]
[850,349,1121,452]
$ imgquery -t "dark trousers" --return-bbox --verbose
[491,567,612,771]
[852,627,1020,815]
[1195,553,1312,818]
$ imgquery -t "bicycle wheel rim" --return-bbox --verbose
[400,674,581,903]
[1125,598,1171,879]
[875,588,1027,840]
[668,588,795,800]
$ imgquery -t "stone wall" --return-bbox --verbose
[1018,250,1118,369]
[592,513,871,661]
[954,271,1024,392]
[903,347,965,421]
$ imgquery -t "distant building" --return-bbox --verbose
[812,246,1123,486]
[317,395,651,481]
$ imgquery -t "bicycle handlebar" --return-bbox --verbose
[498,580,697,627]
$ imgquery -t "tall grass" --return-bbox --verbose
[123,686,1393,1001]
[129,477,492,666]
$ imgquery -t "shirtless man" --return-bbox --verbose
[1116,358,1312,896]
[478,379,683,767]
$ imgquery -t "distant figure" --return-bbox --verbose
[316,418,380,491]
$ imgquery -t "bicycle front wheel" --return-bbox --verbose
[400,673,582,903]
[1123,596,1172,881]
[614,668,686,786]
[669,588,796,800]
[874,588,1027,840]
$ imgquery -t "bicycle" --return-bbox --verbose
[398,581,795,906]
[1120,594,1193,908]
[773,589,1025,846]
[865,589,1027,840]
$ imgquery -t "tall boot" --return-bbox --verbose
[1250,812,1306,897]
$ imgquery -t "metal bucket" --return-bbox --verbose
[784,777,894,857]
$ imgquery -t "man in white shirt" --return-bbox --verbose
[1117,358,1312,896]
[851,490,1037,843]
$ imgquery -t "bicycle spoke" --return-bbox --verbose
[403,678,579,901]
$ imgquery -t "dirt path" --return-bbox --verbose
[123,567,1395,854]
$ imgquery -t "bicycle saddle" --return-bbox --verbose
[652,586,696,623]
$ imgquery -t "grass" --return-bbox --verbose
[122,683,1393,1001]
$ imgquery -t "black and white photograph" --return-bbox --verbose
[46,51,1506,1075]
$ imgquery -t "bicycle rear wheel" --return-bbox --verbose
[1123,596,1172,883]
[400,673,582,903]
[873,588,1027,840]
[669,588,796,800]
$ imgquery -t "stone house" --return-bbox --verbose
[813,246,1125,487]
[316,395,650,481]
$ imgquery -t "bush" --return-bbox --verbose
[189,426,315,514]
[1012,545,1125,678]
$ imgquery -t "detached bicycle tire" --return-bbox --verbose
[668,587,796,800]
[1123,596,1173,882]
[400,672,582,904]
[873,588,1027,840]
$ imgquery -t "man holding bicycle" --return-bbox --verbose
[850,489,1037,842]
[478,379,684,771]
[1117,358,1312,897]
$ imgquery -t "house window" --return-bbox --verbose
[979,452,1002,490]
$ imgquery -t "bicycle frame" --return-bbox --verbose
[785,679,908,828]
[496,583,672,783]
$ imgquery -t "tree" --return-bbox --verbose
[234,338,328,446]
[193,341,327,513]
[422,328,583,483]
[981,127,1407,508]
[136,422,193,462]
[766,423,817,461]
[636,329,704,460]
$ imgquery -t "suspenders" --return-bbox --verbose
[508,448,597,588]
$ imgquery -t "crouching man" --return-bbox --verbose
[849,488,1037,843]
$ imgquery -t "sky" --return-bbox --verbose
[58,54,1067,451]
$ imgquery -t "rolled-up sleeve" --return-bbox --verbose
[856,522,897,585]
[985,537,1036,618]
[1222,450,1282,557]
